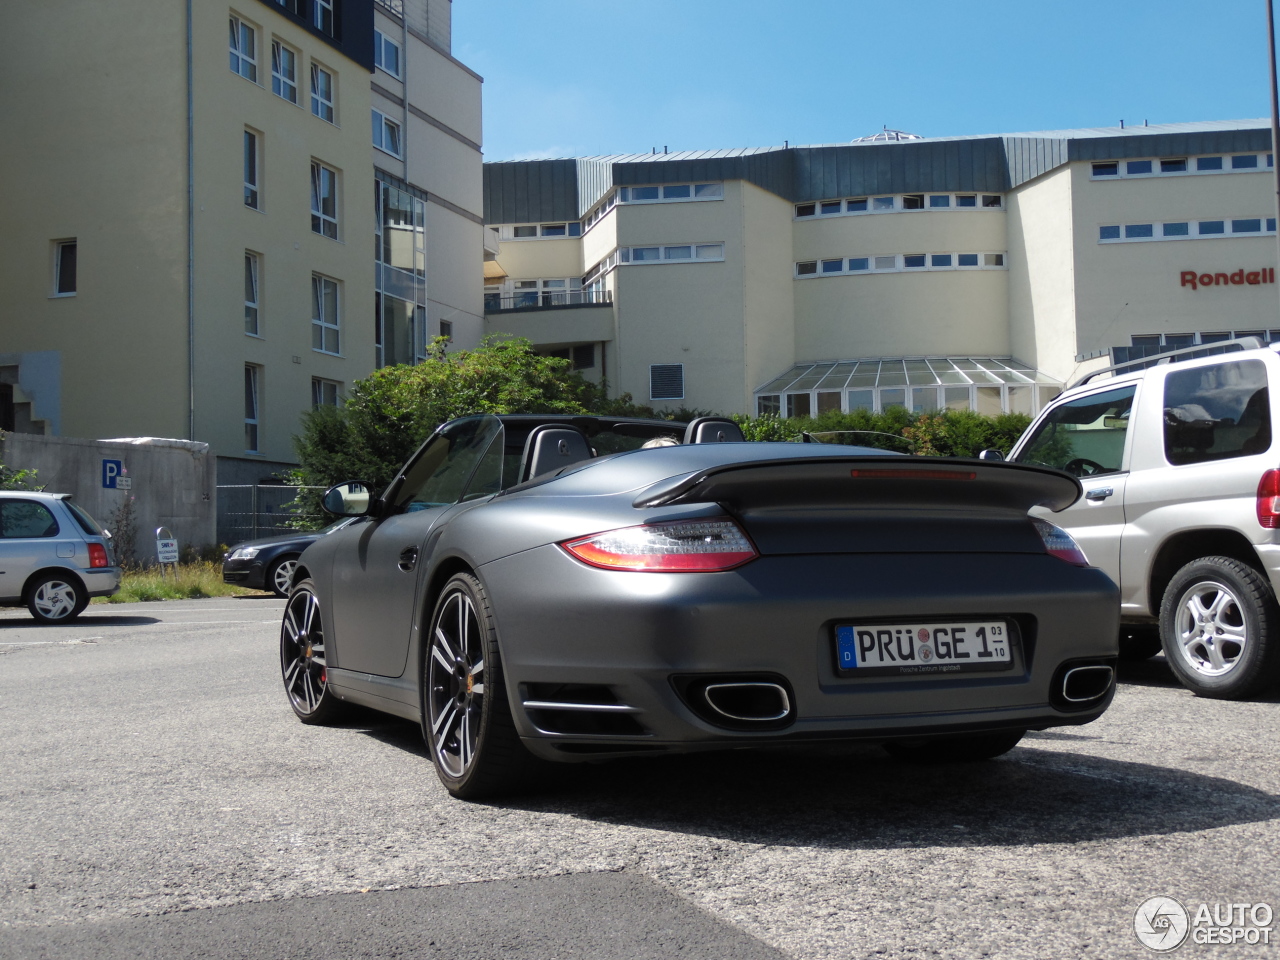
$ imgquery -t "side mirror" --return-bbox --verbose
[322,481,375,516]
[977,448,1005,461]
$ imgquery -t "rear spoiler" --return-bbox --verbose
[633,456,1081,514]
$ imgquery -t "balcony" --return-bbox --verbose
[483,290,614,346]
[485,289,612,313]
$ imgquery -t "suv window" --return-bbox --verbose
[392,416,504,511]
[0,500,60,538]
[1015,385,1136,476]
[1164,359,1270,465]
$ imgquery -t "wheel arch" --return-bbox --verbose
[22,566,87,603]
[1148,528,1268,615]
[292,561,313,585]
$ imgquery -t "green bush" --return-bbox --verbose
[733,409,1031,457]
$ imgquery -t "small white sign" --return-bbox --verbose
[116,477,132,490]
[156,539,179,564]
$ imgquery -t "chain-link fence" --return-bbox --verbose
[216,485,324,546]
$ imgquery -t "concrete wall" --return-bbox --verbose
[1069,161,1279,355]
[1,435,216,559]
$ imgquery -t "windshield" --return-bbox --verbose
[63,499,106,536]
[1014,385,1136,477]
[392,415,504,510]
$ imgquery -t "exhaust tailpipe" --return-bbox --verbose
[703,682,791,722]
[1061,664,1114,703]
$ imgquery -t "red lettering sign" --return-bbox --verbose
[1180,268,1275,290]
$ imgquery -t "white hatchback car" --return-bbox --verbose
[0,492,120,623]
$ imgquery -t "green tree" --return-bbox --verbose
[287,336,694,525]
[0,437,40,490]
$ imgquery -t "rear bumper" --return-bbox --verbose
[84,568,121,598]
[479,547,1120,760]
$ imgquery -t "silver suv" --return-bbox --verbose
[0,492,120,623]
[1008,338,1280,699]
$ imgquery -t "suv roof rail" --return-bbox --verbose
[1071,337,1267,388]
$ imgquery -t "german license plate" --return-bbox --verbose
[834,621,1014,676]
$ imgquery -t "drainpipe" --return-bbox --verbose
[1269,0,1280,322]
[186,0,196,440]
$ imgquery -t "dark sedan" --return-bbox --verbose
[279,414,1119,800]
[223,518,354,597]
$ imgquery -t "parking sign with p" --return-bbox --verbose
[102,459,123,489]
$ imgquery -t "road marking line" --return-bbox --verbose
[0,637,104,646]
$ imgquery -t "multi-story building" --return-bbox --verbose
[0,0,483,483]
[482,120,1280,419]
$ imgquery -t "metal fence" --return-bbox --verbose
[216,485,324,547]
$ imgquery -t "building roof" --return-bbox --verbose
[483,119,1274,225]
[755,358,1063,395]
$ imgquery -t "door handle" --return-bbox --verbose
[398,546,419,571]
[1085,487,1114,501]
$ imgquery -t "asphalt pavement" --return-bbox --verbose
[0,599,1277,959]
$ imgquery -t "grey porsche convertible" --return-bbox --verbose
[280,414,1119,799]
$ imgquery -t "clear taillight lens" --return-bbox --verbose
[1258,469,1280,527]
[1032,518,1089,566]
[561,518,758,572]
[88,543,109,568]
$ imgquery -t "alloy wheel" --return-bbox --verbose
[1174,580,1248,678]
[272,558,298,596]
[33,580,77,620]
[281,588,328,715]
[427,588,486,778]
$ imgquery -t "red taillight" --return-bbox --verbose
[1258,469,1280,527]
[561,518,758,572]
[88,543,109,568]
[1031,518,1089,566]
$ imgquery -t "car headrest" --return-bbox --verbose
[682,417,744,444]
[520,425,593,482]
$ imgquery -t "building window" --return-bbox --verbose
[1098,216,1276,243]
[546,345,596,370]
[793,191,1001,219]
[618,182,723,204]
[503,222,583,240]
[310,161,338,238]
[311,377,341,408]
[757,395,780,417]
[274,0,301,13]
[244,129,260,209]
[244,252,260,335]
[650,364,684,401]
[229,15,257,82]
[53,240,77,296]
[795,251,1007,277]
[311,274,340,354]
[372,110,402,157]
[620,243,723,265]
[1093,152,1271,179]
[244,365,260,453]
[374,30,401,77]
[271,40,298,103]
[439,320,452,341]
[310,63,335,122]
[312,0,334,35]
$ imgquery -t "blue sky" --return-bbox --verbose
[453,0,1276,161]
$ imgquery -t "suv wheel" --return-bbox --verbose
[1160,556,1280,699]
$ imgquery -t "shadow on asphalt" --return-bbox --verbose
[345,707,1280,848]
[1117,654,1280,702]
[0,615,161,628]
[500,743,1280,849]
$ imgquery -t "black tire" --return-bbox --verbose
[266,554,300,598]
[883,729,1025,763]
[1159,556,1280,700]
[422,572,543,800]
[280,578,349,724]
[1118,624,1163,662]
[26,572,88,624]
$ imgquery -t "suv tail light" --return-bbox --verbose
[88,543,109,568]
[1258,469,1280,527]
[561,518,758,572]
[1031,518,1089,566]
